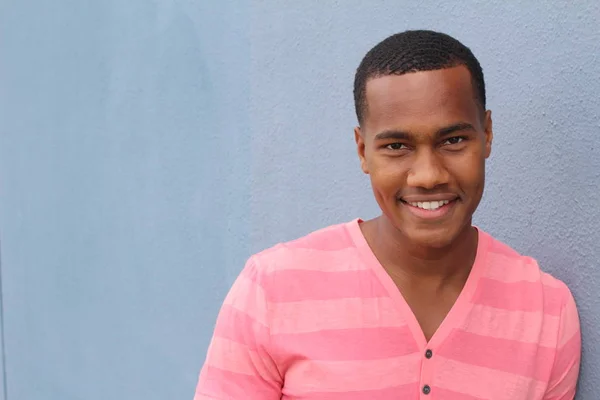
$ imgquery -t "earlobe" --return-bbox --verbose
[484,110,493,158]
[354,127,369,174]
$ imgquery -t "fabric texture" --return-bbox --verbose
[194,219,581,399]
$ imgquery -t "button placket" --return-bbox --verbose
[420,347,434,397]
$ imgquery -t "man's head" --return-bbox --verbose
[354,30,486,124]
[354,30,493,249]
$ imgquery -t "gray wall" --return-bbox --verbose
[1,1,598,399]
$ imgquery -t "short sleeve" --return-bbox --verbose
[543,285,581,400]
[194,257,283,399]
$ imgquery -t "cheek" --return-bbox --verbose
[447,152,486,192]
[368,157,406,194]
[369,156,405,200]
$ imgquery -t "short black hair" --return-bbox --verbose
[353,30,486,124]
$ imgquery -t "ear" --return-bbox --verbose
[354,126,369,174]
[483,110,493,158]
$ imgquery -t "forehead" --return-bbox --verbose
[362,66,481,134]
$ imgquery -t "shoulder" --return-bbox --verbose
[242,219,363,287]
[251,220,358,270]
[480,230,576,311]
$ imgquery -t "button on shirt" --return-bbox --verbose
[195,219,581,399]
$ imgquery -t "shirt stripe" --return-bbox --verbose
[195,219,581,399]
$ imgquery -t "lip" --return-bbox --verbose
[400,193,459,203]
[401,198,458,220]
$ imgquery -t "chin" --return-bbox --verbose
[385,201,474,249]
[407,228,457,249]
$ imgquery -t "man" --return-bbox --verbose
[194,30,581,399]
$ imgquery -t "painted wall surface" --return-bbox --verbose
[1,1,598,399]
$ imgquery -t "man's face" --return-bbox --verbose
[355,66,493,248]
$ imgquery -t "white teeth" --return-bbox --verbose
[409,200,451,210]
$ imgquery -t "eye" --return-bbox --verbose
[386,143,407,150]
[443,137,465,145]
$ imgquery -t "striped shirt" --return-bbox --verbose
[194,219,581,399]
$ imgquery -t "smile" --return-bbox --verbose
[400,198,457,220]
[407,200,450,210]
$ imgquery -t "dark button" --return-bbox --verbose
[423,385,431,395]
[425,349,433,359]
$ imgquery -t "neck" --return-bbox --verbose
[363,216,478,286]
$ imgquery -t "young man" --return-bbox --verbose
[194,30,581,399]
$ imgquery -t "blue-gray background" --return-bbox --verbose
[1,1,598,399]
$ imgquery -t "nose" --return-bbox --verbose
[406,149,449,189]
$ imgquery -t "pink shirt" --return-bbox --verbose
[195,219,581,399]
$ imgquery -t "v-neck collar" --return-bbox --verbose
[347,218,490,351]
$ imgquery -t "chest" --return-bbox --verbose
[272,299,554,400]
[390,277,463,342]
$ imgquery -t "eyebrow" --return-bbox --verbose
[374,122,476,141]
